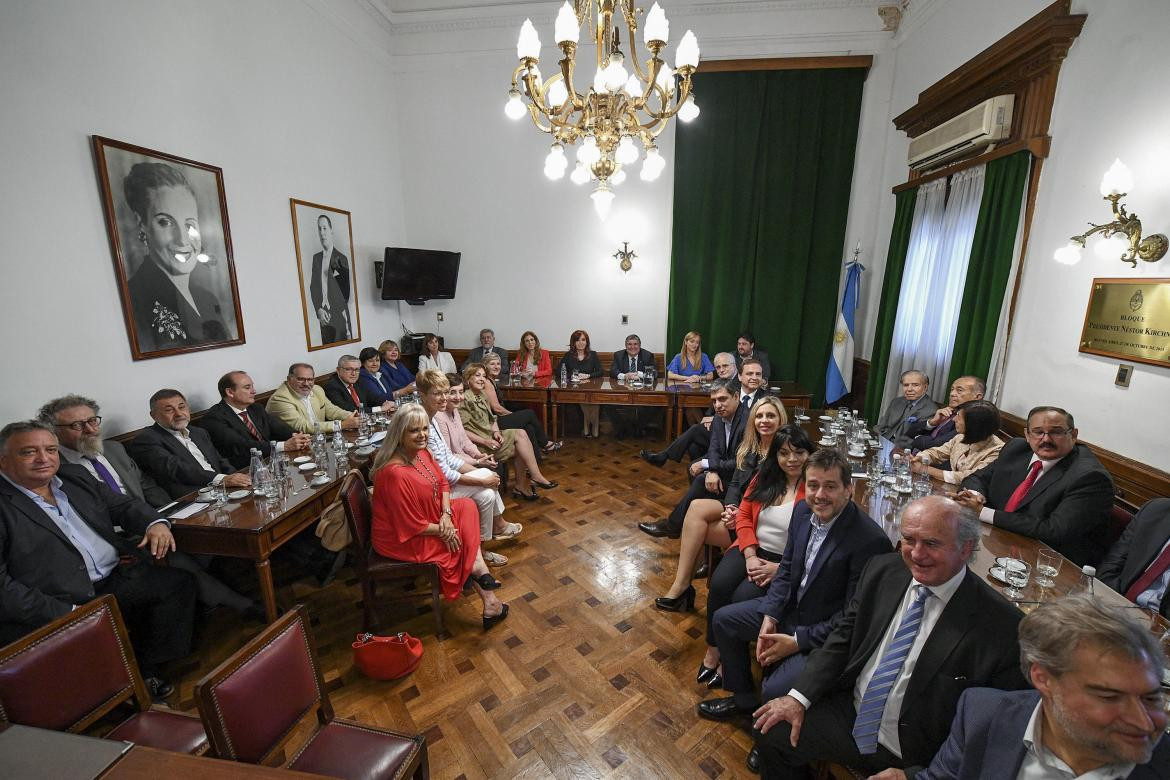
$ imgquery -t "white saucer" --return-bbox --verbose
[298,462,318,471]
[796,415,810,422]
[227,489,251,500]
[848,449,866,458]
[293,456,311,464]
[819,415,833,421]
[818,439,836,446]
[310,475,331,486]
[353,446,375,456]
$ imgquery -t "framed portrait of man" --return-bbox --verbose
[93,136,245,360]
[290,199,361,351]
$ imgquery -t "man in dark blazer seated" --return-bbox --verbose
[700,449,893,771]
[128,388,253,500]
[0,420,196,698]
[876,370,941,449]
[641,351,739,467]
[609,333,660,438]
[323,355,381,413]
[462,328,510,371]
[198,371,310,471]
[639,378,744,538]
[1098,498,1170,616]
[734,331,772,381]
[904,376,984,453]
[918,593,1170,780]
[956,405,1114,568]
[752,496,1026,779]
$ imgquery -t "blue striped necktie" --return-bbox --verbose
[852,584,930,754]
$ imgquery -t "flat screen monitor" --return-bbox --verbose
[380,247,461,303]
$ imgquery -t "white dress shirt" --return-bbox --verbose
[975,454,1064,524]
[799,510,843,591]
[168,428,224,485]
[58,446,128,494]
[1017,700,1134,779]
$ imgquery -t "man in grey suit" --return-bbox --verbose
[462,328,510,370]
[876,370,940,448]
[38,395,259,619]
[919,593,1169,779]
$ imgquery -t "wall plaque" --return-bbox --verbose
[1079,277,1170,368]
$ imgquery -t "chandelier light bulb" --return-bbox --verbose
[591,183,615,220]
[504,89,526,120]
[675,30,700,69]
[1053,242,1083,266]
[570,162,590,185]
[578,136,601,166]
[678,94,700,122]
[616,136,638,165]
[610,168,627,186]
[517,19,541,60]
[547,80,569,108]
[644,2,669,44]
[592,66,610,94]
[641,146,664,181]
[605,53,628,91]
[554,2,579,45]
[655,63,675,95]
[1094,232,1129,260]
[1099,158,1134,197]
[623,73,643,99]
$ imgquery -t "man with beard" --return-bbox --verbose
[918,593,1169,779]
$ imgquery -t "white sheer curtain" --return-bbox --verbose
[881,165,986,407]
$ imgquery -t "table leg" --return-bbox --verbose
[255,558,279,622]
[666,406,675,442]
[550,400,559,441]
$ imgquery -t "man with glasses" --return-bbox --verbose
[956,405,1114,567]
[324,355,389,414]
[267,362,358,434]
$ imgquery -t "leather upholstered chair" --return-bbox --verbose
[338,470,444,635]
[194,605,427,779]
[0,594,208,754]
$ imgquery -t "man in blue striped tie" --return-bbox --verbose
[751,496,1027,779]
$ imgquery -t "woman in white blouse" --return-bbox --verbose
[912,399,1005,484]
[418,332,457,375]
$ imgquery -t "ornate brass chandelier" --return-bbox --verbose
[505,1,701,218]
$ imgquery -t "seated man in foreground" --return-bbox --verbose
[956,405,1114,568]
[919,592,1170,779]
[752,497,1026,778]
[0,420,196,698]
[876,370,940,448]
[641,351,739,467]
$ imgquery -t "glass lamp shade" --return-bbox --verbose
[623,74,643,99]
[1099,158,1133,197]
[640,147,664,181]
[591,183,615,219]
[676,30,700,69]
[610,168,627,186]
[644,2,669,44]
[504,89,526,120]
[593,66,610,94]
[546,80,569,108]
[1094,232,1130,260]
[615,136,639,165]
[570,162,590,185]
[605,54,628,92]
[517,19,541,60]
[655,64,675,95]
[1053,242,1083,265]
[678,95,699,122]
[578,137,601,166]
[554,2,579,45]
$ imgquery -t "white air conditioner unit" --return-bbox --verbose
[907,95,1014,170]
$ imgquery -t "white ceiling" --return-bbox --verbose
[374,0,885,19]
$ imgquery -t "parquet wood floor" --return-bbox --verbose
[167,435,755,779]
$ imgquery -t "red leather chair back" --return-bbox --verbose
[1107,503,1134,548]
[338,470,372,571]
[0,596,140,731]
[196,607,324,764]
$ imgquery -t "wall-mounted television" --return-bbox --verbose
[380,247,461,304]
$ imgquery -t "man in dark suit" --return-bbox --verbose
[0,420,196,698]
[323,355,381,413]
[876,370,941,448]
[905,376,984,453]
[641,352,739,467]
[734,331,772,381]
[957,405,1114,567]
[609,333,660,438]
[752,496,1026,779]
[197,371,310,471]
[919,593,1169,779]
[1098,498,1170,616]
[639,378,744,538]
[127,388,252,500]
[700,450,893,771]
[310,214,351,344]
[462,328,510,371]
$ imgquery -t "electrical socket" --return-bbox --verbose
[436,312,444,322]
[621,314,629,325]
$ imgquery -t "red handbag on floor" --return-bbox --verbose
[352,632,423,680]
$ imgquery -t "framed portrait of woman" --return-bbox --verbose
[289,199,362,351]
[93,136,245,360]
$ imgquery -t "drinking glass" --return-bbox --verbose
[213,481,228,507]
[1003,559,1031,600]
[912,470,932,498]
[1035,547,1062,588]
[794,406,806,421]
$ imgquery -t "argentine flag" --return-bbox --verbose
[825,259,863,404]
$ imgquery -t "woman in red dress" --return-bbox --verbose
[371,403,509,630]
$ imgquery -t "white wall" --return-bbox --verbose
[0,0,408,434]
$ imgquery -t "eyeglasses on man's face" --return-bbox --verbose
[57,416,101,432]
[1026,428,1071,439]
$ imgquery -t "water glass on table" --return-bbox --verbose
[1035,547,1062,588]
[1003,559,1031,600]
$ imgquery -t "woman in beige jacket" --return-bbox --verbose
[912,399,1005,484]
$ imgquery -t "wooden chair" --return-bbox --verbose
[194,605,427,779]
[338,469,445,635]
[1107,502,1135,548]
[0,594,208,754]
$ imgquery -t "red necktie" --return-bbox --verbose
[1125,545,1170,602]
[239,411,262,441]
[1004,460,1043,512]
[348,384,361,407]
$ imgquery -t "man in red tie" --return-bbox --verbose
[198,371,310,471]
[1099,498,1170,616]
[955,405,1114,567]
[323,355,393,414]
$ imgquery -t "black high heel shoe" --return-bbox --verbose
[483,603,509,630]
[654,585,695,612]
[531,479,558,489]
[696,662,719,686]
[511,488,538,501]
[466,572,502,591]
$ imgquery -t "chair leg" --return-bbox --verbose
[429,572,444,636]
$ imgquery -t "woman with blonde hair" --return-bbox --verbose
[377,339,416,397]
[667,331,714,383]
[371,403,508,630]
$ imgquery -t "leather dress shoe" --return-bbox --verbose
[638,519,681,539]
[697,696,752,722]
[144,677,174,702]
[692,560,710,579]
[640,449,669,467]
[696,662,719,685]
[746,746,761,774]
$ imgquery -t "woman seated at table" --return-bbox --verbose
[511,331,552,383]
[418,332,457,375]
[911,398,1004,484]
[668,331,715,425]
[358,347,396,406]
[378,339,416,398]
[459,363,558,501]
[482,352,560,453]
[370,403,508,630]
[557,329,603,438]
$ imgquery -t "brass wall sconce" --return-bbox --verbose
[613,241,637,273]
[1054,159,1167,267]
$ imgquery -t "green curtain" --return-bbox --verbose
[947,151,1031,386]
[862,187,918,421]
[666,68,866,405]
